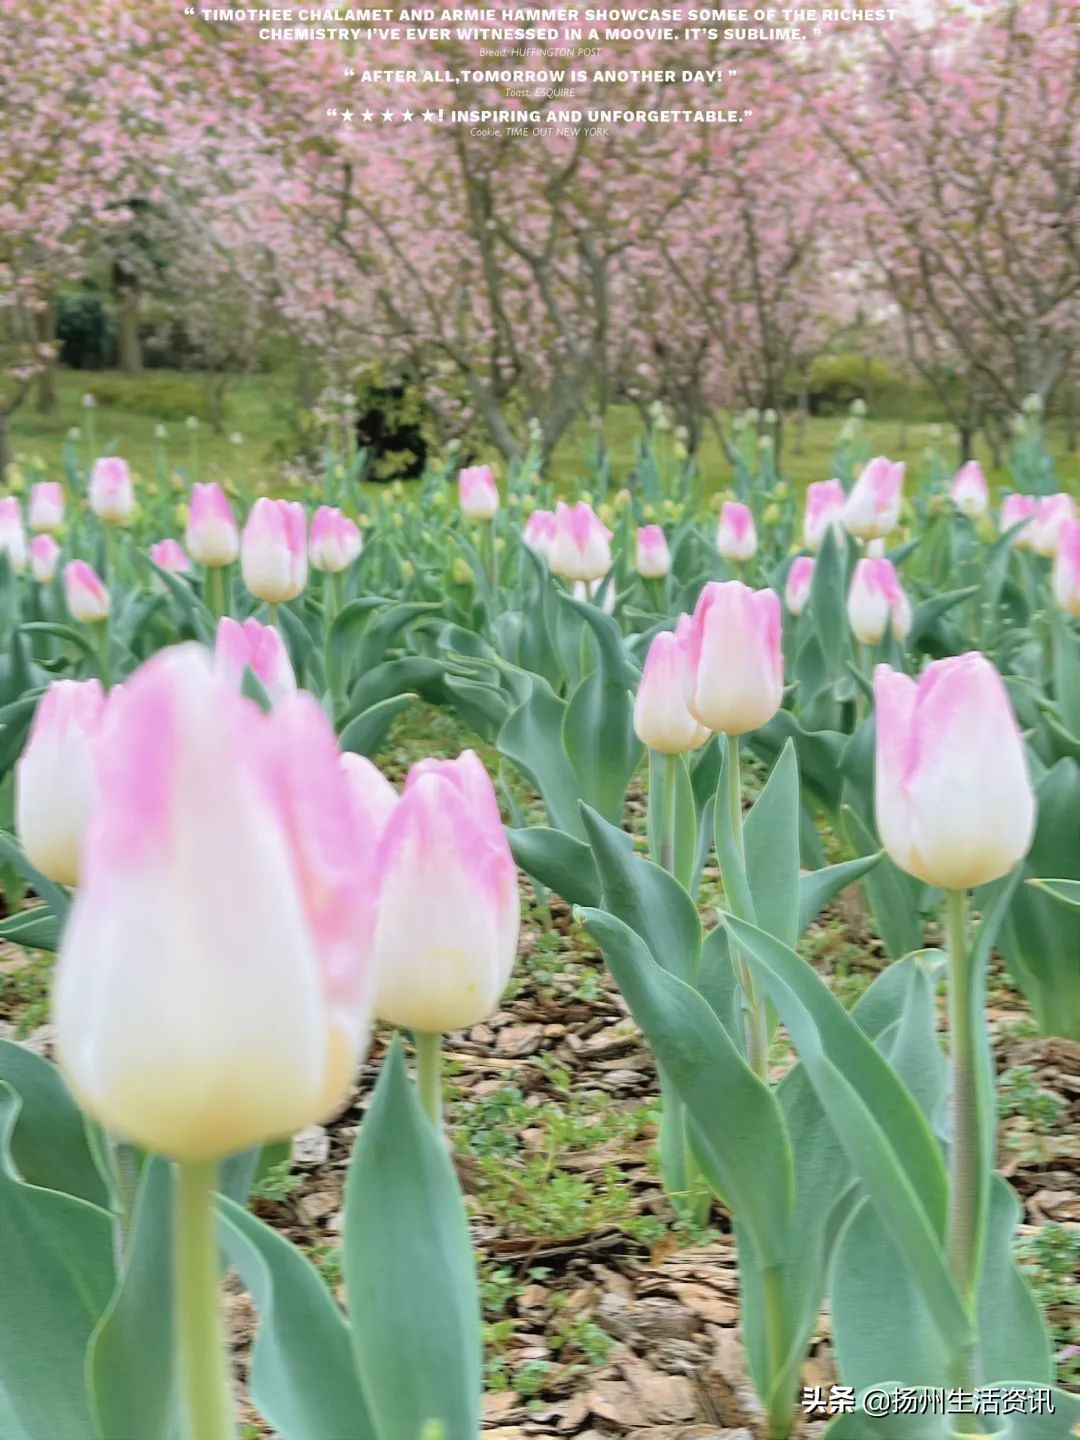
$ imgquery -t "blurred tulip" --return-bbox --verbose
[785,556,815,616]
[64,560,110,623]
[29,481,64,533]
[241,498,307,603]
[874,653,1034,889]
[634,618,710,754]
[89,457,135,525]
[459,465,499,521]
[550,501,612,582]
[372,750,519,1033]
[53,646,377,1160]
[949,461,988,518]
[341,753,399,838]
[1053,519,1080,616]
[149,539,191,574]
[572,579,616,613]
[522,508,557,560]
[999,493,1036,547]
[29,533,60,584]
[843,457,904,539]
[636,524,670,579]
[716,501,757,563]
[0,496,28,572]
[847,558,911,644]
[15,679,107,887]
[186,482,239,567]
[310,505,362,573]
[214,617,296,703]
[1029,493,1075,557]
[685,581,783,735]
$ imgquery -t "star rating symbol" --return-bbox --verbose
[361,108,374,122]
[341,108,354,123]
[422,110,436,122]
[401,108,414,122]
[381,109,394,123]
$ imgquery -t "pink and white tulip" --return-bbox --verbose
[0,496,28,572]
[29,481,64,533]
[149,539,191,574]
[685,581,784,736]
[716,501,757,564]
[874,654,1035,890]
[843,457,904,540]
[634,617,710,754]
[785,556,815,617]
[458,465,499,521]
[341,753,399,841]
[523,508,557,561]
[372,750,519,1034]
[29,534,60,584]
[16,679,108,887]
[999,494,1036,547]
[1029,493,1075,558]
[214,617,296,703]
[1053,519,1080,617]
[847,558,912,645]
[186,482,239,567]
[241,498,308,604]
[88,457,135,525]
[53,646,377,1160]
[64,560,110,624]
[949,462,989,518]
[636,524,670,580]
[549,501,612,583]
[803,479,846,551]
[309,506,362,573]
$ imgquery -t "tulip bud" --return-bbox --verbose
[241,498,308,603]
[1053,519,1080,616]
[29,533,60,584]
[634,618,709,754]
[874,654,1035,890]
[53,647,377,1160]
[29,481,64,533]
[341,753,399,838]
[459,465,499,521]
[549,501,612,582]
[372,750,519,1033]
[949,462,988,518]
[186,483,239,567]
[89,457,135,525]
[214,617,296,703]
[685,581,783,735]
[64,560,110,624]
[785,556,815,616]
[716,501,757,563]
[309,506,362,573]
[15,679,107,886]
[999,494,1036,547]
[636,524,670,579]
[1029,493,1075,558]
[847,558,911,645]
[0,496,28,572]
[843,458,904,539]
[522,508,557,560]
[149,539,191,574]
[803,484,832,544]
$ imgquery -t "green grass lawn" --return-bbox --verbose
[7,366,1078,498]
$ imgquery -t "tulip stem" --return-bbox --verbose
[94,619,111,689]
[726,735,769,1082]
[945,888,984,1310]
[659,752,679,874]
[173,1160,235,1440]
[414,1030,443,1128]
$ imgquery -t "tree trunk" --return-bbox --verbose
[34,294,58,413]
[114,264,142,373]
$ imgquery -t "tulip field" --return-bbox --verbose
[0,400,1078,1440]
